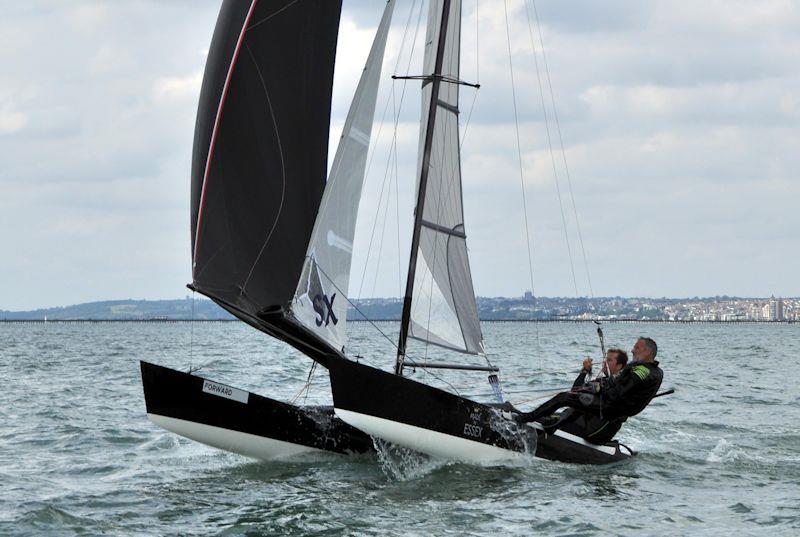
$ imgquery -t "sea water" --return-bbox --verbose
[1,321,798,535]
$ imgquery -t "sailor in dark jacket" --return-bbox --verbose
[515,338,663,444]
[572,349,627,389]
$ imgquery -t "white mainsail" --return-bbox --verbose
[408,0,484,355]
[292,1,395,351]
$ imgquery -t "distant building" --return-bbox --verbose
[770,296,784,321]
[524,290,533,301]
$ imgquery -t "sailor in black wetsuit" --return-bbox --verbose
[538,349,627,437]
[515,338,663,444]
[572,349,627,389]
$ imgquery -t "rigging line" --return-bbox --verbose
[314,262,432,372]
[308,1,400,261]
[475,0,480,83]
[407,365,461,396]
[393,85,403,298]
[189,290,195,372]
[361,0,422,198]
[369,50,409,299]
[529,0,594,297]
[470,0,495,371]
[478,365,587,380]
[356,115,396,301]
[290,360,318,405]
[502,0,537,306]
[460,1,481,150]
[314,261,401,353]
[355,0,424,300]
[357,110,406,302]
[459,86,479,149]
[370,149,396,297]
[512,390,566,406]
[240,44,286,295]
[368,137,398,299]
[463,386,569,398]
[521,0,579,297]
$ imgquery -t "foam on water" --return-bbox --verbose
[706,438,741,463]
[372,438,446,481]
[487,408,538,459]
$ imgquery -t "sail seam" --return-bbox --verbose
[247,0,299,31]
[193,0,259,273]
[240,43,287,295]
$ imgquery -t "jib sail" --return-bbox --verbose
[292,0,396,353]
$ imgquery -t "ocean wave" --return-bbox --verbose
[706,438,743,463]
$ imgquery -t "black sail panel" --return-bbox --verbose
[190,0,250,260]
[190,0,343,326]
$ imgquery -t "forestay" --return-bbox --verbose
[408,0,484,355]
[292,1,396,351]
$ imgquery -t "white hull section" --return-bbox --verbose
[546,425,622,456]
[335,408,532,463]
[148,413,324,461]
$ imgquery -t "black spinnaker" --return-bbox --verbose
[190,0,344,364]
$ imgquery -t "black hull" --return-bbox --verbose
[140,361,373,458]
[328,357,632,465]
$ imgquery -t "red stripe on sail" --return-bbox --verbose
[193,0,259,275]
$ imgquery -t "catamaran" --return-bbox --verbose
[141,0,398,459]
[142,0,633,465]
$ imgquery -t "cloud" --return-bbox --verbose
[152,70,204,103]
[0,107,26,134]
[1,0,798,310]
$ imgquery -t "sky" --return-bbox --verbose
[1,0,798,311]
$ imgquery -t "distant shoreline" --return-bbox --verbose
[1,318,795,324]
[3,297,796,323]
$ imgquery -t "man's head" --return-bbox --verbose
[632,337,658,362]
[603,348,628,375]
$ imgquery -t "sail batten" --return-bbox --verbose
[405,0,485,357]
[292,0,396,351]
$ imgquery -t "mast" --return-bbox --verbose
[395,0,453,376]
